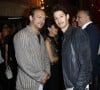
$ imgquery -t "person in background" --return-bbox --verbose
[76,10,100,90]
[71,16,78,27]
[97,44,100,90]
[43,19,64,90]
[0,31,8,90]
[1,23,17,90]
[1,24,11,63]
[52,4,92,90]
[0,49,7,90]
[13,7,50,90]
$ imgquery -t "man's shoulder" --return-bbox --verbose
[71,26,88,39]
[71,26,83,34]
[15,26,28,35]
[86,23,100,36]
[14,27,28,40]
[70,26,81,31]
[87,23,99,30]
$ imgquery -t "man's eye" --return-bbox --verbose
[38,16,41,18]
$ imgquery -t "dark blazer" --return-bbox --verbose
[83,23,100,70]
[62,26,92,90]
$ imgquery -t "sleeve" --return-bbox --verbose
[41,37,51,77]
[75,30,92,89]
[14,32,46,82]
[89,27,100,70]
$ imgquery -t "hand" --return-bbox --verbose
[40,71,49,84]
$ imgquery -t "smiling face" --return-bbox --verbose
[30,10,46,29]
[48,25,58,36]
[53,10,69,32]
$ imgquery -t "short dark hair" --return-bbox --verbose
[78,9,92,20]
[52,4,69,15]
[28,7,44,17]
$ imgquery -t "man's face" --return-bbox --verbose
[76,11,88,27]
[53,10,69,30]
[31,10,46,29]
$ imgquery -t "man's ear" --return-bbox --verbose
[29,15,33,21]
[66,14,70,20]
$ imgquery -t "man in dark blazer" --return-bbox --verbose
[52,5,92,90]
[76,9,100,90]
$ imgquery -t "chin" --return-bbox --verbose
[39,26,43,29]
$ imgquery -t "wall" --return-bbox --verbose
[0,0,42,16]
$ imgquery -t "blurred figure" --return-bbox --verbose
[14,7,50,90]
[2,24,11,39]
[71,16,78,27]
[43,19,64,90]
[52,4,92,90]
[1,24,11,66]
[0,30,8,90]
[1,23,17,90]
[0,48,7,90]
[97,44,100,90]
[76,10,100,90]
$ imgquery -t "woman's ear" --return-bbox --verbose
[47,27,50,31]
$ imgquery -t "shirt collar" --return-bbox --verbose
[82,21,92,30]
[26,25,38,35]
